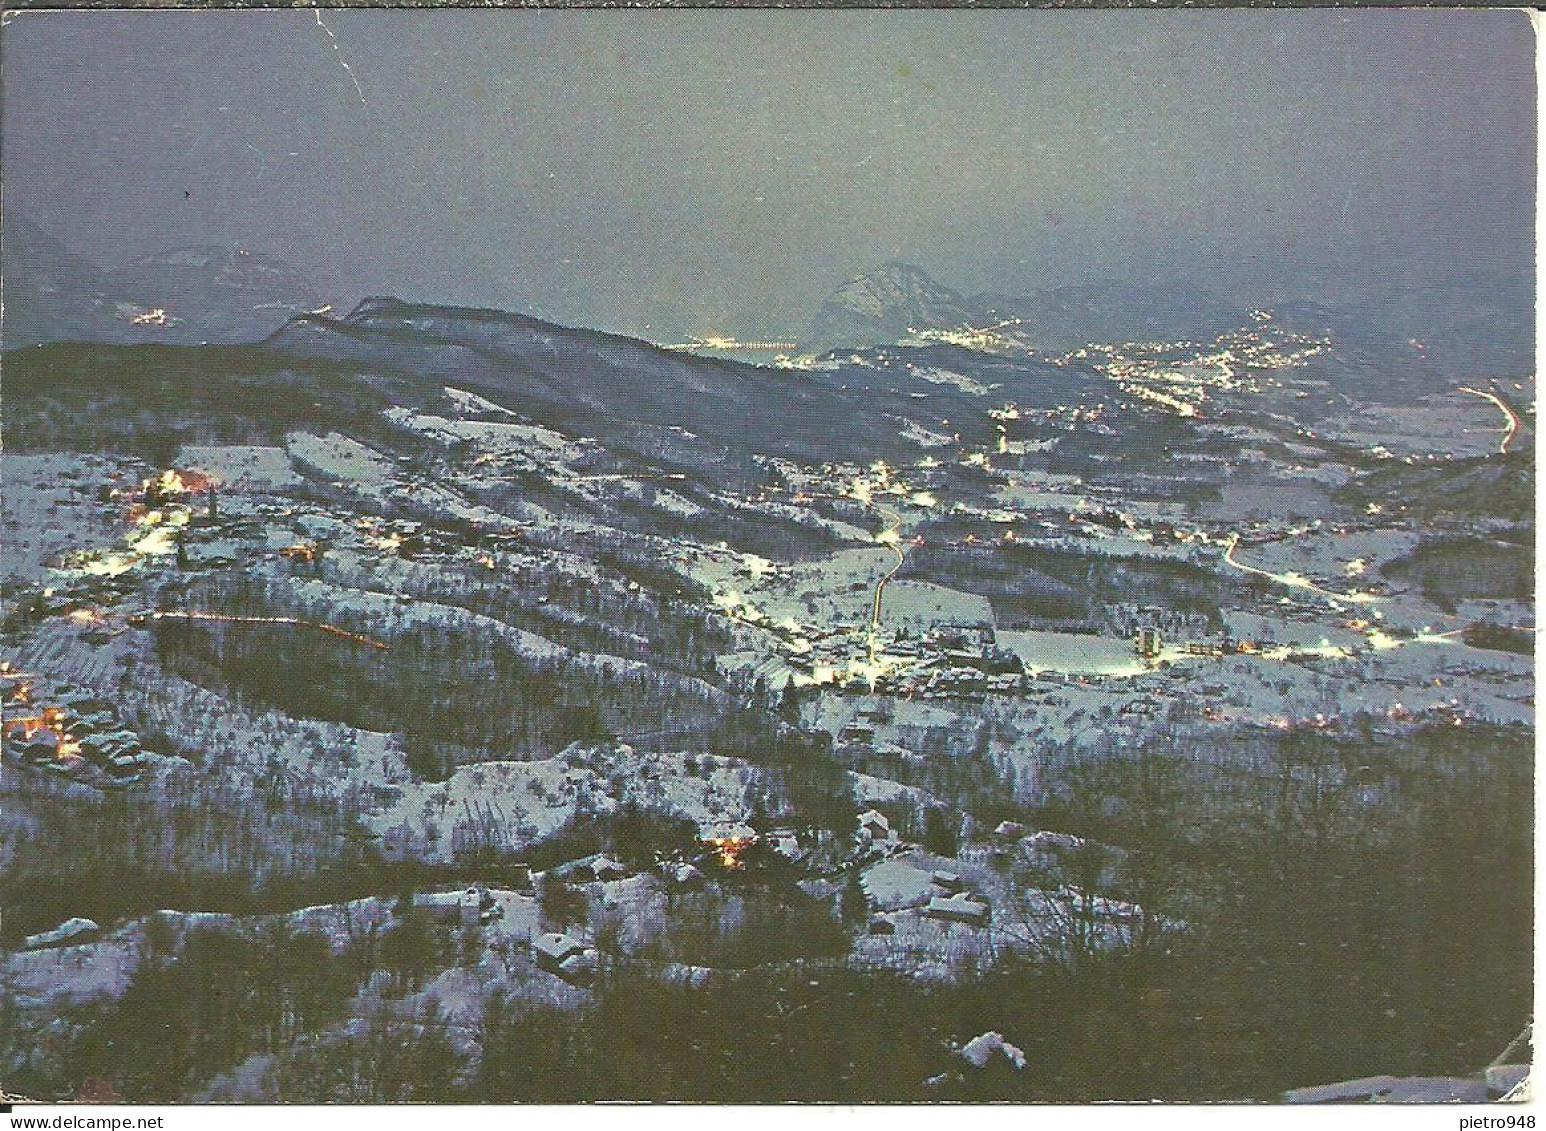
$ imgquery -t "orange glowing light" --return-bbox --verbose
[5,715,45,740]
[143,468,213,497]
[701,835,756,871]
[149,610,388,650]
[5,705,65,745]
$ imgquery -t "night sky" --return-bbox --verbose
[2,8,1535,341]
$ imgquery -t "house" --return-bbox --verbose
[659,963,714,989]
[101,744,146,773]
[838,722,876,746]
[24,917,102,950]
[994,820,1028,841]
[766,828,805,862]
[557,950,599,986]
[925,893,991,927]
[533,931,589,970]
[558,854,628,883]
[698,821,757,844]
[1028,830,1084,852]
[931,870,966,893]
[4,718,38,744]
[1087,894,1143,923]
[587,855,628,882]
[857,809,892,843]
[80,732,144,774]
[670,863,706,890]
[698,822,759,870]
[412,886,490,926]
[532,932,597,984]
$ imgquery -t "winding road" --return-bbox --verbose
[869,503,907,633]
[1458,385,1521,455]
[1220,534,1381,607]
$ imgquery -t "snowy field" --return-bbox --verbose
[384,407,580,459]
[178,445,301,489]
[685,545,891,638]
[286,431,396,487]
[1,454,132,578]
[880,581,995,633]
[1319,393,1512,459]
[997,630,1152,677]
[361,747,758,865]
[1239,529,1421,587]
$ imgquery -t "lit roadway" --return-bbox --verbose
[869,503,907,641]
[758,481,914,664]
[146,610,389,650]
[1220,534,1381,607]
[1458,385,1522,454]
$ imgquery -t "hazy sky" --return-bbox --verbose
[2,8,1536,339]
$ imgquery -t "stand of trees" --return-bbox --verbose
[151,573,728,776]
[42,923,365,1102]
[301,544,738,679]
[1025,721,1533,1095]
[2,344,408,460]
[10,717,1527,1102]
[0,768,375,944]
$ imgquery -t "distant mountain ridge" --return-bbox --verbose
[804,260,1533,380]
[5,292,1074,477]
[803,262,1249,355]
[261,296,912,465]
[805,261,978,352]
[2,211,322,347]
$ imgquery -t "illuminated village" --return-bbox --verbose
[0,287,1532,1103]
[0,2,1533,1105]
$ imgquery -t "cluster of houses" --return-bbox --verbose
[856,808,896,846]
[695,820,807,872]
[410,883,594,984]
[792,626,1033,702]
[2,680,146,784]
[393,806,1129,991]
[862,860,994,937]
[2,573,138,637]
[873,664,1024,701]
